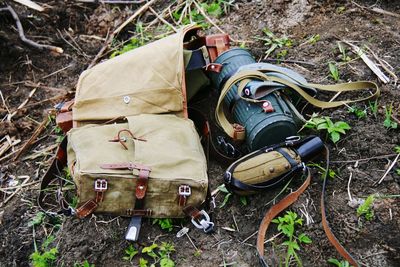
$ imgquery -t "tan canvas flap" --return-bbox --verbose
[73,25,198,122]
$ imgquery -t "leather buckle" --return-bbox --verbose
[94,179,107,192]
[178,185,191,197]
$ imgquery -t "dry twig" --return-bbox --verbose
[14,117,49,161]
[375,153,400,185]
[1,6,63,53]
[13,0,44,12]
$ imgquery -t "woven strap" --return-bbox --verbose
[216,68,380,140]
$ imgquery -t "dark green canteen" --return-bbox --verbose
[210,48,307,151]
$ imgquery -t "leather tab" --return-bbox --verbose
[56,111,73,133]
[232,124,245,140]
[135,169,149,199]
[76,199,98,218]
[126,209,152,216]
[262,101,274,113]
[205,34,230,62]
[183,205,202,220]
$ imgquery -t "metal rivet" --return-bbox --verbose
[269,167,274,173]
[285,163,290,169]
[123,96,130,104]
[139,185,144,190]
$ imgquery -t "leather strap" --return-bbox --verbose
[216,68,380,140]
[38,137,72,215]
[256,147,359,266]
[256,169,311,266]
[321,147,359,267]
[205,34,230,62]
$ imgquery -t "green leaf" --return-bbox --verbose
[142,243,158,254]
[160,258,175,267]
[206,3,222,17]
[239,196,248,206]
[333,127,346,134]
[327,258,341,266]
[217,184,229,193]
[334,121,351,130]
[139,258,148,267]
[328,63,339,81]
[219,192,232,208]
[330,131,341,143]
[28,212,46,227]
[316,122,328,130]
[298,233,312,244]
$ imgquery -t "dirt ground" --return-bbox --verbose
[1,0,400,266]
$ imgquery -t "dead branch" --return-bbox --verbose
[352,1,400,19]
[14,117,49,161]
[342,40,390,84]
[1,6,63,54]
[375,153,400,185]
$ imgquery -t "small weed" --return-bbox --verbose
[357,194,375,221]
[123,244,138,262]
[28,212,46,227]
[152,218,174,232]
[257,28,292,58]
[110,22,149,58]
[239,196,248,206]
[304,116,351,143]
[193,250,202,257]
[217,184,232,208]
[74,260,95,267]
[368,99,378,118]
[272,211,312,267]
[307,163,337,179]
[328,258,352,267]
[328,62,339,81]
[383,104,398,129]
[336,6,346,14]
[139,258,148,267]
[41,235,55,250]
[394,145,400,154]
[306,34,320,45]
[30,248,58,267]
[337,43,351,62]
[348,106,367,119]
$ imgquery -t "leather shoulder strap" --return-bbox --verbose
[256,169,311,266]
[38,137,72,215]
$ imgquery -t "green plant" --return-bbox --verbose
[306,34,320,45]
[123,244,138,261]
[257,28,292,58]
[152,218,174,232]
[348,106,367,119]
[139,258,148,267]
[307,163,336,179]
[328,258,352,267]
[110,22,149,58]
[28,212,46,227]
[74,260,95,267]
[328,62,339,81]
[368,99,378,118]
[337,43,351,62]
[30,248,58,267]
[357,194,375,221]
[217,184,232,208]
[304,116,351,143]
[239,196,248,206]
[139,242,176,266]
[383,104,398,129]
[41,235,55,250]
[272,211,312,267]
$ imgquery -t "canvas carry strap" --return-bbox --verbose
[256,146,359,267]
[216,69,380,140]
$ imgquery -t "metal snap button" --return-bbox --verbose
[123,96,130,104]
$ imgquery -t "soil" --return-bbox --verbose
[1,1,400,267]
